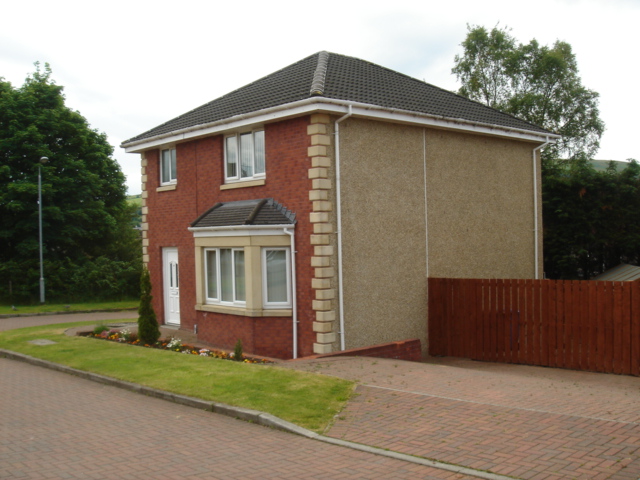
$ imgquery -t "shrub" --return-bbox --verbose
[93,324,110,335]
[137,267,160,345]
[233,339,244,361]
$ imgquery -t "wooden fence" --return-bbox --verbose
[428,278,640,376]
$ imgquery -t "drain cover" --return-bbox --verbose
[28,339,57,346]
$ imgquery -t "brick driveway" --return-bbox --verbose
[3,312,640,479]
[0,357,482,479]
[284,356,640,480]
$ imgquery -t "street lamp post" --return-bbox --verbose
[38,156,48,304]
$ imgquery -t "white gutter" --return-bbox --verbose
[532,137,552,279]
[188,224,292,237]
[284,227,298,359]
[122,97,560,153]
[335,105,353,351]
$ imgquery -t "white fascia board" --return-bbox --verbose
[189,225,294,238]
[122,99,332,153]
[123,98,559,153]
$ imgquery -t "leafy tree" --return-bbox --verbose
[138,267,160,345]
[0,63,141,302]
[450,26,631,280]
[452,25,605,161]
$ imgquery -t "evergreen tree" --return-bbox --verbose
[543,159,640,279]
[138,267,160,344]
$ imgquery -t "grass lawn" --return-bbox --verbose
[0,321,355,433]
[0,300,138,316]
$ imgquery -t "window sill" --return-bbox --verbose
[220,179,265,190]
[195,303,291,317]
[157,184,177,192]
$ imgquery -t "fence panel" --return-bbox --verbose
[428,277,639,377]
[587,281,598,372]
[632,281,640,376]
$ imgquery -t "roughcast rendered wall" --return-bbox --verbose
[426,129,538,279]
[338,119,428,352]
[337,118,540,353]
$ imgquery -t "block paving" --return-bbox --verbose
[285,356,640,479]
[3,312,640,479]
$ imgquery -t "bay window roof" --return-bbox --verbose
[190,199,296,229]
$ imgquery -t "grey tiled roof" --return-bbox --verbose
[191,199,296,228]
[124,51,550,144]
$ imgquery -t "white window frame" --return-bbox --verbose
[262,247,292,309]
[160,147,177,185]
[224,130,265,182]
[204,247,246,306]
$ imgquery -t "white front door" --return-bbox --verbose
[163,247,180,325]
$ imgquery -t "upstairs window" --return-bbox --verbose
[160,148,177,185]
[225,130,265,182]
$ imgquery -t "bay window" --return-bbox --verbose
[191,199,295,317]
[195,236,293,316]
[205,248,246,305]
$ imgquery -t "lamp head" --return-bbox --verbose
[39,157,48,164]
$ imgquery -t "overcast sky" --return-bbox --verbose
[2,0,638,195]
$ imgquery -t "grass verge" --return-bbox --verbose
[0,300,138,316]
[0,321,355,433]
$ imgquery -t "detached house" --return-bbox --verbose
[122,51,557,359]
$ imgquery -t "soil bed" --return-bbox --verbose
[81,327,272,364]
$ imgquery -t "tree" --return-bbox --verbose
[137,267,160,345]
[451,26,624,280]
[452,25,605,161]
[543,158,640,279]
[0,63,141,302]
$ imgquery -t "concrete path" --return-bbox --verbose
[0,310,137,332]
[283,356,640,480]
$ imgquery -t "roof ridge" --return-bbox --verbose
[309,51,329,96]
[245,199,269,224]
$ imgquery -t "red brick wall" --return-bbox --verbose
[302,339,423,362]
[196,314,293,359]
[144,116,314,359]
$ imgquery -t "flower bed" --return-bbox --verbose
[88,327,272,364]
